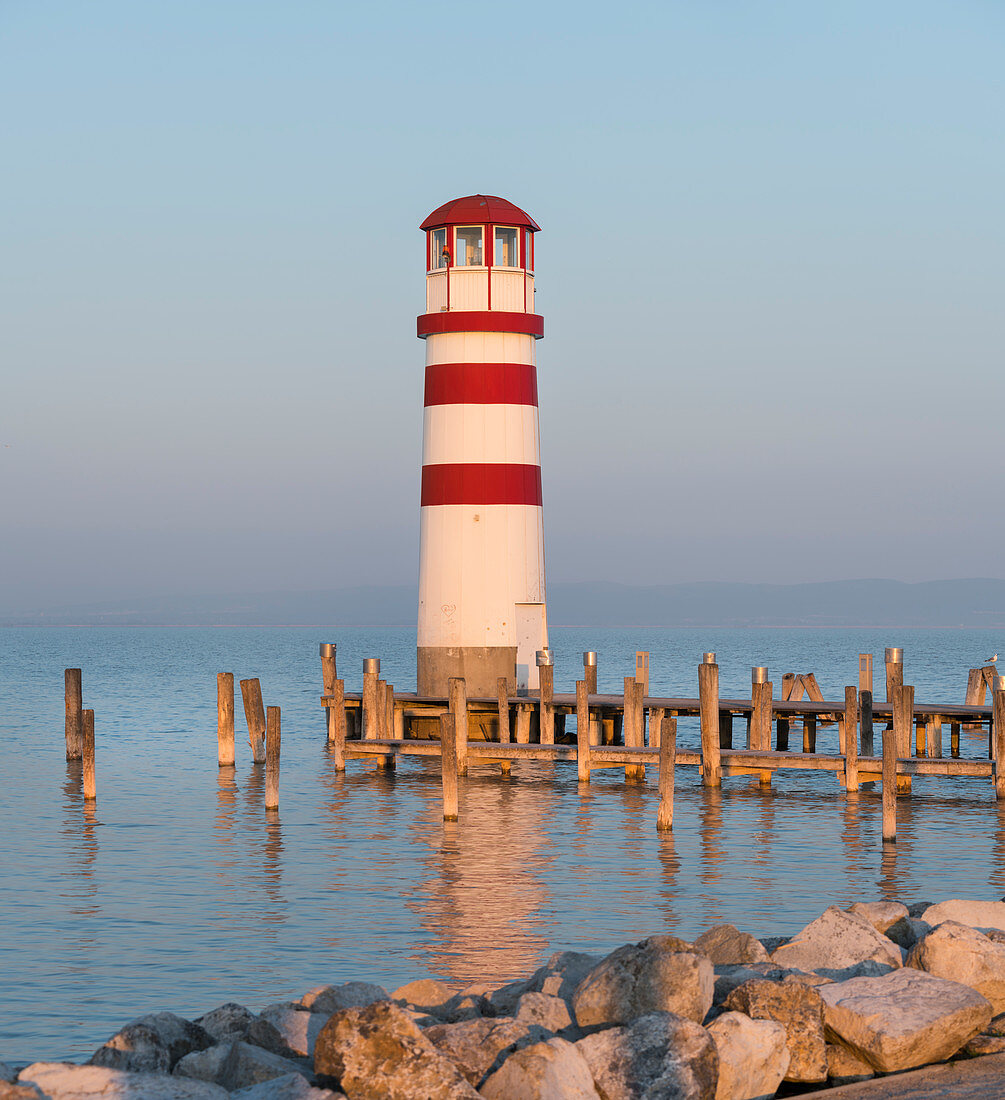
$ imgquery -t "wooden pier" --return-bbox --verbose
[317,650,1005,843]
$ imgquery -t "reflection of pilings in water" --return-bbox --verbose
[263,809,284,919]
[877,794,915,899]
[698,787,726,927]
[213,767,239,880]
[992,802,1005,898]
[748,787,777,905]
[841,794,868,895]
[239,766,288,930]
[655,834,681,930]
[412,772,554,987]
[60,761,102,937]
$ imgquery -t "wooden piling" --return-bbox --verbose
[885,649,904,702]
[657,716,676,833]
[803,716,817,753]
[497,677,510,744]
[320,644,337,734]
[951,721,961,758]
[995,688,1005,800]
[965,668,986,730]
[650,705,665,750]
[894,685,914,793]
[329,679,346,771]
[624,677,645,781]
[265,706,281,810]
[576,680,591,783]
[860,689,874,757]
[82,708,96,802]
[776,714,790,752]
[927,714,943,759]
[377,683,396,770]
[781,672,796,701]
[751,679,772,751]
[515,703,532,744]
[439,713,458,821]
[698,661,721,787]
[65,668,83,761]
[362,660,380,739]
[882,721,897,843]
[719,709,733,749]
[844,686,859,792]
[448,677,468,775]
[539,663,555,745]
[240,678,267,764]
[217,672,235,767]
[583,652,598,696]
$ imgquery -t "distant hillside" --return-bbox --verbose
[4,579,1005,627]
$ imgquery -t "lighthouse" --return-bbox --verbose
[416,195,547,698]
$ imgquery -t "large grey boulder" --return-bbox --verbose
[885,917,931,951]
[424,1017,539,1088]
[576,1011,717,1100]
[908,920,1005,1012]
[769,906,902,978]
[514,994,574,1035]
[723,979,827,1084]
[479,1038,600,1100]
[88,1012,213,1073]
[302,983,389,1014]
[258,1004,331,1057]
[694,925,769,966]
[314,1001,480,1099]
[571,936,713,1028]
[819,967,993,1073]
[194,1004,258,1045]
[706,1011,788,1100]
[230,1075,345,1099]
[174,1041,309,1091]
[921,899,1005,931]
[16,1063,228,1098]
[846,900,909,934]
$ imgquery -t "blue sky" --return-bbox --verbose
[2,1,1003,610]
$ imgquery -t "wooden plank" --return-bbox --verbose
[657,716,676,832]
[240,678,267,764]
[698,662,721,787]
[448,677,468,775]
[439,713,458,820]
[217,672,235,767]
[576,680,590,783]
[844,686,859,792]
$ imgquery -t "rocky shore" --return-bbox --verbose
[5,897,1005,1099]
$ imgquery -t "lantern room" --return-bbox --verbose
[420,194,541,315]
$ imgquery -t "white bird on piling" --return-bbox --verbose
[985,653,999,665]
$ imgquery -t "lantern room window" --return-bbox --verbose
[455,226,483,267]
[494,226,519,267]
[525,229,534,272]
[430,228,448,269]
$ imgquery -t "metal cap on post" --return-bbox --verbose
[702,652,717,665]
[885,648,903,664]
[752,666,768,684]
[363,658,380,675]
[536,649,554,667]
[583,651,597,667]
[319,642,336,659]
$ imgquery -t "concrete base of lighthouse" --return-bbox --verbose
[417,646,516,699]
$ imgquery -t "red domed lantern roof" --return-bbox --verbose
[420,195,540,232]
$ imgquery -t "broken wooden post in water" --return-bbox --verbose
[537,650,554,745]
[65,668,83,761]
[844,686,859,792]
[882,719,897,843]
[240,678,267,764]
[439,712,458,821]
[698,653,721,788]
[989,673,998,796]
[362,659,380,739]
[576,680,591,783]
[82,709,96,802]
[265,706,281,810]
[657,715,676,833]
[217,673,235,767]
[448,677,468,775]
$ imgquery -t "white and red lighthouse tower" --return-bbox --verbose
[416,195,547,698]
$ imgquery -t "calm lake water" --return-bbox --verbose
[3,625,1005,1063]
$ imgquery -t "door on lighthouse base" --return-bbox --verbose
[515,602,547,694]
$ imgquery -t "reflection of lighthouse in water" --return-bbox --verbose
[416,195,548,698]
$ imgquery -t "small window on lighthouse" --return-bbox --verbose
[455,226,483,267]
[431,228,448,269]
[525,229,534,271]
[494,227,519,267]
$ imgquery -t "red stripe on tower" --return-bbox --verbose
[424,363,539,407]
[417,311,544,339]
[420,463,543,507]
